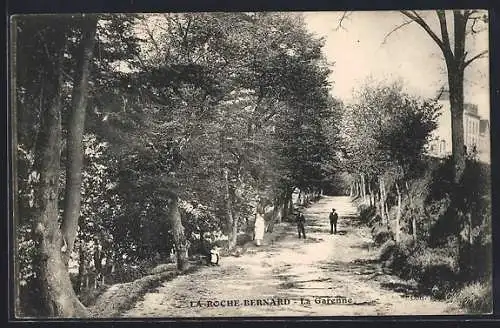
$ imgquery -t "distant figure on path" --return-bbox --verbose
[329,208,338,234]
[210,246,220,266]
[297,212,306,239]
[254,207,265,246]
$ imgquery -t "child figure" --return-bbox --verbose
[210,246,220,266]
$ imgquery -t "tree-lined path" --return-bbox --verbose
[15,12,489,317]
[123,196,461,317]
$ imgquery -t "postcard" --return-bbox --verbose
[10,10,491,318]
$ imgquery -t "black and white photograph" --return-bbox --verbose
[10,10,492,318]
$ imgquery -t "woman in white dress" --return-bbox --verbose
[254,204,265,246]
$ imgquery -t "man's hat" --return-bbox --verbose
[332,208,336,211]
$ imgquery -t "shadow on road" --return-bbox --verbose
[380,281,422,297]
[318,260,381,277]
[342,216,365,227]
[349,241,373,250]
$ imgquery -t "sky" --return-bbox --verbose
[302,11,490,119]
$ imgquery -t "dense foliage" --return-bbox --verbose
[14,13,341,316]
[343,79,491,310]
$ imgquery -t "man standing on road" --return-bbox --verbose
[297,212,306,239]
[329,208,338,234]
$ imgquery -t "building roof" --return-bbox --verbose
[464,104,481,118]
[464,103,478,115]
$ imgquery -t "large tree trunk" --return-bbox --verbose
[75,238,85,294]
[383,181,390,225]
[223,167,238,249]
[32,40,89,317]
[358,178,363,199]
[367,178,373,207]
[467,212,473,245]
[276,192,287,224]
[448,11,467,184]
[375,186,381,217]
[287,188,294,214]
[405,181,417,241]
[61,18,98,265]
[448,69,466,184]
[11,20,22,317]
[395,183,402,243]
[267,196,282,233]
[231,204,238,247]
[379,177,386,223]
[167,196,189,271]
[281,188,293,220]
[280,195,288,220]
[360,174,366,204]
[449,12,468,273]
[93,241,103,289]
[384,202,390,227]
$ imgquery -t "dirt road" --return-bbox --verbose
[123,196,462,317]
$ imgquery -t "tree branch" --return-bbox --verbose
[463,50,488,68]
[142,19,162,55]
[471,17,480,33]
[436,10,454,58]
[382,19,414,44]
[468,14,487,34]
[463,9,475,19]
[335,11,352,31]
[400,10,446,53]
[454,10,467,66]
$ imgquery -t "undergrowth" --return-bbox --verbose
[89,263,200,317]
[449,281,492,313]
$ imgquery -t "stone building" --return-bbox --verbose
[427,90,490,163]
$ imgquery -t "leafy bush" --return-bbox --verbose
[106,260,156,285]
[372,224,393,246]
[379,236,459,298]
[408,246,459,298]
[18,278,44,317]
[450,281,492,313]
[79,285,108,307]
[379,239,396,262]
[359,205,376,225]
[379,237,416,278]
